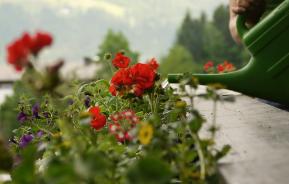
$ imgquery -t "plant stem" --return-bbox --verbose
[148,93,154,114]
[188,127,206,180]
[29,56,38,70]
[107,59,115,76]
[33,123,54,136]
[212,99,217,139]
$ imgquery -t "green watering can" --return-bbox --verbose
[168,0,289,106]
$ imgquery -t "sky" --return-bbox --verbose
[0,0,228,65]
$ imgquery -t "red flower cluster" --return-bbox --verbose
[217,64,225,73]
[203,60,236,73]
[108,110,139,142]
[148,58,159,70]
[203,61,214,72]
[217,60,235,73]
[89,106,107,130]
[112,52,131,68]
[7,31,53,71]
[109,56,159,97]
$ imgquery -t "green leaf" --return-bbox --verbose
[43,157,80,184]
[75,150,111,180]
[0,139,13,172]
[11,145,37,184]
[127,156,172,184]
[215,145,231,160]
[189,119,202,133]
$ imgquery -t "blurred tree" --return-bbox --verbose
[159,44,201,76]
[97,29,139,79]
[203,23,226,62]
[176,6,250,68]
[213,5,232,45]
[176,12,207,63]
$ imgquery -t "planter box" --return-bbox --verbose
[194,88,289,184]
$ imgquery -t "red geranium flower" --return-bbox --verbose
[111,68,133,86]
[223,60,235,72]
[131,63,155,90]
[89,106,106,130]
[109,57,159,97]
[217,64,225,73]
[6,33,31,71]
[112,52,131,68]
[6,31,53,71]
[132,84,143,97]
[30,32,53,56]
[203,61,214,72]
[110,68,133,96]
[109,85,117,96]
[148,58,159,71]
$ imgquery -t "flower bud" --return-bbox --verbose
[104,53,112,60]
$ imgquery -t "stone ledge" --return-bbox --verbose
[195,92,289,184]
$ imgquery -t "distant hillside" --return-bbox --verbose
[0,1,227,64]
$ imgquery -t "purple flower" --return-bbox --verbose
[17,111,27,123]
[19,134,34,148]
[32,103,40,119]
[36,131,44,137]
[84,95,91,108]
[43,112,50,118]
[67,99,74,105]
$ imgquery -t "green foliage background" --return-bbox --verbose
[160,5,250,76]
[0,82,31,139]
[159,44,201,76]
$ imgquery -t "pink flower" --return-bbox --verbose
[108,110,139,142]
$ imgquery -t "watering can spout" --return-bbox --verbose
[193,73,237,86]
[168,68,246,90]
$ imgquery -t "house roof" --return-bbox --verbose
[0,65,22,82]
[0,62,99,83]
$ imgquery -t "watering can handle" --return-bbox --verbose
[236,15,250,39]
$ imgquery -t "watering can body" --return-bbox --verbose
[168,0,289,105]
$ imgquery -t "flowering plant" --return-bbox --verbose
[109,53,158,97]
[1,32,232,184]
[204,60,236,73]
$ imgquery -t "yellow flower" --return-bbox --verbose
[79,111,90,119]
[175,100,187,108]
[62,141,71,148]
[52,132,62,138]
[208,83,226,90]
[138,123,153,145]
